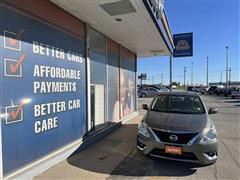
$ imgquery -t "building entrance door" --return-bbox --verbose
[90,84,105,130]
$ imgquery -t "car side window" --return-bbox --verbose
[150,88,157,92]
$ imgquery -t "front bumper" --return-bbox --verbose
[137,132,218,165]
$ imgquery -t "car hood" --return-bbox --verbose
[145,110,208,132]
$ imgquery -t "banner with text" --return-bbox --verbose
[0,7,86,175]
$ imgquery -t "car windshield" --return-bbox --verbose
[151,95,205,114]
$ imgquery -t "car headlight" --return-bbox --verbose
[200,124,217,144]
[138,122,150,137]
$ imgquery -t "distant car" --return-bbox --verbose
[187,86,194,91]
[137,91,218,165]
[214,87,225,96]
[208,85,224,95]
[158,87,170,92]
[223,87,238,97]
[193,86,207,94]
[138,87,159,97]
[138,85,169,91]
[193,86,202,93]
[199,87,208,94]
[188,86,207,94]
[231,88,240,99]
[208,86,217,95]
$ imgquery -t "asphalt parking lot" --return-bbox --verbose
[110,95,240,180]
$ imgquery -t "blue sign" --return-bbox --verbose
[173,33,193,57]
[0,7,86,175]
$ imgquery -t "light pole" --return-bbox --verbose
[161,73,163,85]
[226,46,229,87]
[191,62,193,85]
[229,67,232,86]
[220,72,222,84]
[206,57,209,86]
[184,66,187,89]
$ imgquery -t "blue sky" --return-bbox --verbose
[138,0,239,85]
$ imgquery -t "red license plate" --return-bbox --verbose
[165,145,182,155]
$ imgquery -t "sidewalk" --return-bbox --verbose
[34,115,143,180]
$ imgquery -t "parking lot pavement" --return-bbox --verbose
[109,95,240,180]
[36,95,239,180]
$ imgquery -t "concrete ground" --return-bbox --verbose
[35,95,240,180]
[34,115,143,180]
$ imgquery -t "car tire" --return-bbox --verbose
[141,93,147,98]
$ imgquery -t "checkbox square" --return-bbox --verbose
[4,30,21,51]
[4,58,22,77]
[5,105,23,124]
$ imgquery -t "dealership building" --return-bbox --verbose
[0,0,173,178]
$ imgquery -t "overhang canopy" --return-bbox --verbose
[50,0,173,57]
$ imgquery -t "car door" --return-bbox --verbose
[149,88,158,96]
[144,88,150,96]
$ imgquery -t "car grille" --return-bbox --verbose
[151,148,198,161]
[151,129,198,144]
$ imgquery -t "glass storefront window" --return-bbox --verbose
[120,47,136,118]
[89,29,136,124]
[89,28,106,129]
[107,39,120,122]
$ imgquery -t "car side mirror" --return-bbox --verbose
[142,104,148,110]
[208,107,218,114]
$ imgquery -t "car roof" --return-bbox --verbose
[141,87,157,89]
[156,91,198,96]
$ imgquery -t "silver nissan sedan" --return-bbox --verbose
[137,91,218,165]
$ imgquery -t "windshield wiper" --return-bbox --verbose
[150,109,203,114]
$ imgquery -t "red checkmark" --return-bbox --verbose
[8,28,25,46]
[9,53,27,73]
[10,102,24,121]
